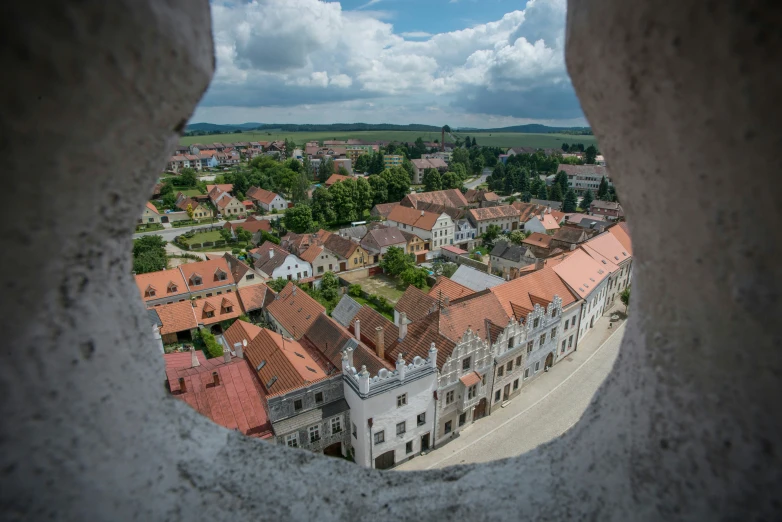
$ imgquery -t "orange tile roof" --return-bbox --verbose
[523,232,553,248]
[387,205,441,231]
[490,266,579,320]
[164,349,207,370]
[302,314,393,374]
[206,184,234,194]
[155,300,198,335]
[179,258,234,292]
[323,234,360,259]
[608,222,633,255]
[437,292,509,343]
[246,186,280,205]
[223,320,263,352]
[539,213,561,230]
[582,232,630,266]
[166,355,272,438]
[193,293,242,326]
[134,269,189,303]
[298,245,323,264]
[228,216,271,234]
[460,371,481,387]
[402,189,468,209]
[265,283,326,339]
[551,249,611,299]
[145,201,159,214]
[236,284,273,312]
[325,174,351,186]
[352,306,399,348]
[395,285,438,322]
[428,276,475,302]
[468,205,521,222]
[243,327,328,397]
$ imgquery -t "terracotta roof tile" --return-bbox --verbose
[166,355,273,438]
[145,201,159,214]
[523,232,553,248]
[323,234,359,259]
[164,349,207,370]
[325,174,351,186]
[395,285,438,322]
[607,222,633,255]
[223,320,263,352]
[551,249,612,300]
[206,184,234,194]
[265,282,326,339]
[401,189,468,209]
[237,284,273,312]
[428,276,475,301]
[371,202,400,218]
[135,269,189,303]
[193,293,242,326]
[468,205,521,222]
[490,266,579,320]
[460,371,481,387]
[583,231,631,265]
[387,205,441,231]
[179,258,234,292]
[227,216,271,234]
[302,314,392,374]
[246,186,280,205]
[298,245,323,264]
[250,242,293,275]
[352,306,399,347]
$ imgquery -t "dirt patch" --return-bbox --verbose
[351,274,406,304]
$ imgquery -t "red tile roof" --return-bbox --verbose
[155,300,198,335]
[323,234,360,259]
[551,249,612,300]
[387,205,441,231]
[206,184,234,194]
[325,174,351,186]
[395,285,438,322]
[402,189,468,210]
[460,371,481,387]
[298,244,323,264]
[227,216,271,234]
[428,276,475,301]
[608,222,633,255]
[250,241,294,275]
[246,186,281,205]
[490,266,579,321]
[223,320,263,352]
[166,355,272,438]
[302,314,393,374]
[582,231,631,265]
[468,205,521,222]
[237,284,274,312]
[164,349,207,370]
[134,269,189,303]
[193,293,242,326]
[352,306,399,347]
[145,201,159,214]
[179,258,234,292]
[265,283,326,339]
[523,232,553,248]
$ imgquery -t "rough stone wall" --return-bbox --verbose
[1,1,781,521]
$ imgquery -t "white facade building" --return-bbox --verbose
[342,345,438,470]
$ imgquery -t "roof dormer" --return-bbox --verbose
[144,285,156,298]
[190,273,203,286]
[167,281,178,293]
[202,301,215,318]
[214,268,227,282]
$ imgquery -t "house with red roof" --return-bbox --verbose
[246,187,288,212]
[386,205,454,253]
[139,201,161,224]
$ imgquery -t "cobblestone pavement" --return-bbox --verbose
[396,311,626,471]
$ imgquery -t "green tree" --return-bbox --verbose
[348,283,362,297]
[380,167,411,202]
[555,171,569,194]
[302,155,314,180]
[320,271,340,302]
[536,182,549,200]
[185,203,194,220]
[259,230,280,245]
[482,224,502,246]
[508,230,526,245]
[380,246,414,276]
[464,135,471,148]
[267,277,289,293]
[284,204,313,233]
[450,162,468,181]
[132,249,167,274]
[451,147,471,174]
[472,136,478,148]
[311,186,336,224]
[472,155,485,176]
[133,235,166,257]
[620,287,631,313]
[423,168,442,192]
[329,179,358,223]
[236,226,253,243]
[549,183,564,202]
[370,153,385,175]
[354,153,371,173]
[580,189,594,211]
[286,158,302,173]
[561,143,570,152]
[219,228,232,242]
[160,181,174,195]
[585,145,598,164]
[441,171,461,190]
[413,137,427,158]
[162,192,177,209]
[597,176,609,200]
[368,175,389,205]
[291,169,310,204]
[562,189,578,212]
[355,177,374,213]
[179,168,198,187]
[401,267,428,289]
[318,157,334,183]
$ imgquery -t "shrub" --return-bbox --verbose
[190,243,201,249]
[348,284,362,297]
[198,328,223,359]
[232,248,241,255]
[203,241,214,247]
[214,239,226,246]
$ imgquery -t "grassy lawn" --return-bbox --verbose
[180,130,598,149]
[348,273,431,304]
[352,295,394,321]
[179,188,203,197]
[181,230,222,245]
[136,223,164,233]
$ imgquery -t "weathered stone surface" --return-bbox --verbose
[1,0,780,520]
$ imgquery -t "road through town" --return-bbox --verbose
[397,318,625,471]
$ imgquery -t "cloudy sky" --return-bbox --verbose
[191,0,585,128]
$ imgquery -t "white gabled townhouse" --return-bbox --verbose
[386,205,454,255]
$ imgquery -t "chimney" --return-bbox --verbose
[178,377,187,393]
[358,366,370,395]
[190,346,200,367]
[375,326,385,359]
[535,258,545,271]
[354,319,361,342]
[234,341,244,359]
[292,286,296,296]
[212,371,220,386]
[398,312,408,340]
[223,344,231,363]
[443,296,450,307]
[269,249,274,258]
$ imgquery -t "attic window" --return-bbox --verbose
[266,376,278,389]
[256,361,266,371]
[294,352,305,359]
[191,276,202,286]
[598,269,605,274]
[306,366,317,373]
[205,311,215,318]
[589,277,595,282]
[214,269,227,281]
[145,289,156,298]
[224,306,233,313]
[167,283,178,293]
[622,252,627,256]
[601,260,607,264]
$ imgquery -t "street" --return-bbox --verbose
[397,316,625,471]
[464,167,492,190]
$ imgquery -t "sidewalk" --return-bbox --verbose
[397,305,627,471]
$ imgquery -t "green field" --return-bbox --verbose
[180,130,597,150]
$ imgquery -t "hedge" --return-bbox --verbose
[198,328,224,359]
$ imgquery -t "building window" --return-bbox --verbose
[562,340,567,353]
[497,366,504,377]
[462,357,471,370]
[318,266,324,273]
[506,361,513,372]
[494,390,501,402]
[568,335,574,347]
[513,379,519,391]
[294,399,303,411]
[406,440,413,454]
[397,393,407,407]
[481,374,486,386]
[444,421,452,434]
[552,309,558,318]
[374,430,385,445]
[330,416,342,434]
[308,425,321,443]
[445,390,454,405]
[205,293,213,298]
[458,413,467,427]
[315,392,324,403]
[417,412,426,426]
[352,422,357,438]
[533,318,540,328]
[516,356,522,366]
[285,433,298,448]
[551,327,557,338]
[534,362,540,373]
[527,341,534,354]
[396,422,406,436]
[524,368,530,379]
[467,385,477,399]
[564,318,569,330]
[539,333,547,345]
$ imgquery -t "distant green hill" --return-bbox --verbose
[184,122,591,135]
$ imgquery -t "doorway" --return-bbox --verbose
[340,262,347,271]
[323,442,342,457]
[374,450,395,470]
[503,384,510,401]
[420,433,430,452]
[590,316,594,328]
[545,352,554,370]
[473,398,487,420]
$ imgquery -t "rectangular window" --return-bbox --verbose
[551,327,557,338]
[506,361,513,372]
[352,422,357,438]
[444,421,452,434]
[494,390,501,402]
[374,430,385,445]
[458,413,467,427]
[294,399,303,411]
[468,385,477,399]
[564,318,569,330]
[417,412,426,426]
[562,340,567,353]
[406,440,413,454]
[497,366,504,377]
[396,421,406,436]
[507,337,514,349]
[513,378,519,391]
[462,357,471,370]
[309,425,320,443]
[516,356,522,366]
[568,335,574,347]
[524,368,530,379]
[533,318,540,328]
[318,266,324,273]
[527,341,534,354]
[445,390,454,405]
[397,394,407,407]
[539,333,547,345]
[315,392,324,403]
[331,417,342,434]
[481,374,486,386]
[286,433,298,447]
[534,361,540,373]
